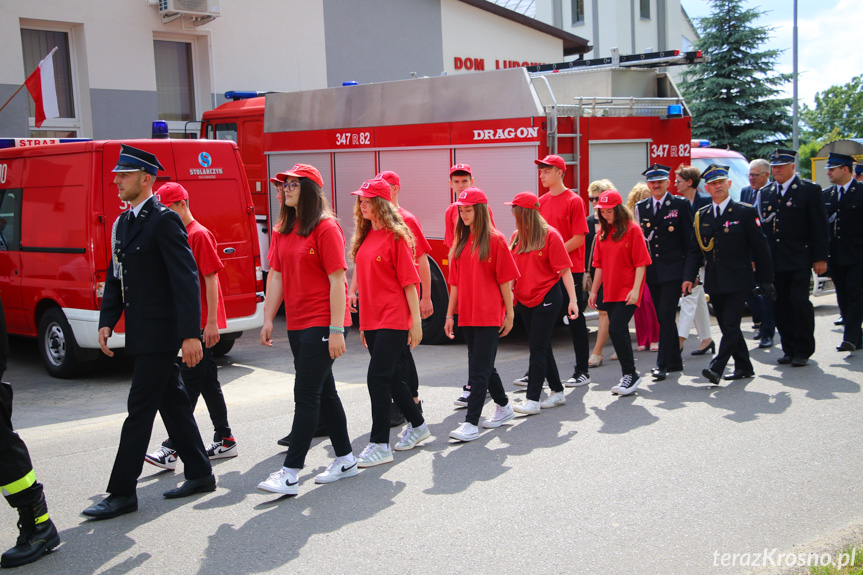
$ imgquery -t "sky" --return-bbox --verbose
[680,0,862,109]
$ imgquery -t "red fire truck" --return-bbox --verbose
[200,51,700,342]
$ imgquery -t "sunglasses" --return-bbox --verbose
[589,197,600,202]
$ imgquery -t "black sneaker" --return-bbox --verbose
[564,371,591,387]
[612,373,642,396]
[453,393,469,408]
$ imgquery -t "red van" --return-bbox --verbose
[0,139,264,377]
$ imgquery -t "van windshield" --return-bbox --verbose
[208,123,238,142]
[690,155,750,202]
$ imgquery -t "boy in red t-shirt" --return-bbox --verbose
[145,183,236,471]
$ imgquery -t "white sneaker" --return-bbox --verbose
[314,456,359,484]
[449,422,480,442]
[513,375,529,387]
[356,443,393,468]
[145,446,178,470]
[482,402,514,428]
[257,468,298,495]
[616,373,642,396]
[564,371,591,387]
[540,391,566,408]
[393,424,431,451]
[206,438,238,460]
[512,399,541,415]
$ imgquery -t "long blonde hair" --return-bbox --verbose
[454,203,492,262]
[349,196,415,261]
[509,206,548,254]
[626,182,650,211]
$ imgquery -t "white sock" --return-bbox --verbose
[415,422,427,432]
[282,467,299,480]
[376,443,389,451]
[340,453,356,465]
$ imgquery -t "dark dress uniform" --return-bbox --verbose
[635,191,697,373]
[687,198,773,381]
[823,171,863,350]
[740,184,775,342]
[758,174,829,362]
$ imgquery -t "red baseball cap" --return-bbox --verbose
[597,189,622,208]
[156,182,189,206]
[351,178,392,202]
[453,187,488,206]
[269,164,324,188]
[505,191,540,210]
[376,170,400,187]
[534,155,566,172]
[450,163,472,177]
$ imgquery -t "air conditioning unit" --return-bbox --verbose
[158,0,221,18]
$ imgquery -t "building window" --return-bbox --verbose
[154,40,196,130]
[640,0,650,19]
[571,0,584,24]
[21,28,78,136]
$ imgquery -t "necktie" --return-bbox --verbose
[125,212,135,236]
[715,205,720,220]
[838,186,844,200]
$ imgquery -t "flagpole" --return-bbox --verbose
[0,84,28,117]
[0,47,59,120]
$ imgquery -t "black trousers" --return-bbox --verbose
[462,326,509,426]
[283,327,352,468]
[774,268,816,359]
[605,302,638,376]
[832,263,863,347]
[562,274,590,374]
[0,382,42,508]
[107,352,212,496]
[364,330,424,444]
[708,291,751,374]
[164,338,231,449]
[518,285,564,401]
[647,281,684,369]
[399,347,420,398]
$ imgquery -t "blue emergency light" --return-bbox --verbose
[691,139,711,148]
[342,82,358,87]
[666,104,683,118]
[152,121,169,139]
[224,91,263,101]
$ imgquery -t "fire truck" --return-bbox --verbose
[200,50,701,343]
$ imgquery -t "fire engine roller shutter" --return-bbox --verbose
[452,145,539,241]
[378,149,451,240]
[267,151,333,236]
[588,141,649,205]
[333,152,377,243]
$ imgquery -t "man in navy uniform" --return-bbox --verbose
[740,158,775,348]
[757,148,829,367]
[855,163,863,184]
[683,164,774,384]
[635,163,697,381]
[822,153,863,352]
[83,145,216,520]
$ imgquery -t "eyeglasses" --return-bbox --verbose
[277,181,300,191]
[589,197,600,202]
[748,172,768,178]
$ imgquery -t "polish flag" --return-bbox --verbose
[24,47,59,128]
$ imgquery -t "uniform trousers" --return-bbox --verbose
[283,327,352,468]
[462,326,509,427]
[774,269,816,359]
[707,291,752,374]
[364,329,424,444]
[677,283,712,341]
[399,347,420,398]
[648,280,684,368]
[832,263,863,346]
[107,352,212,496]
[0,383,42,509]
[517,285,564,402]
[562,274,590,374]
[748,293,776,338]
[605,302,638,376]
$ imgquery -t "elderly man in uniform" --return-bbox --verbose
[757,148,829,367]
[822,153,863,352]
[740,158,775,348]
[635,163,698,381]
[684,164,775,385]
[83,145,216,520]
[855,163,863,184]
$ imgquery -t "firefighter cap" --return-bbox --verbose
[453,187,488,206]
[597,190,623,208]
[505,191,540,210]
[112,144,164,176]
[450,163,472,177]
[769,148,797,166]
[156,182,189,206]
[700,164,730,183]
[376,171,400,187]
[534,155,566,172]
[270,164,324,188]
[351,178,392,202]
[856,164,863,176]
[825,153,854,169]
[641,163,671,182]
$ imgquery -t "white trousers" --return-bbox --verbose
[677,283,711,340]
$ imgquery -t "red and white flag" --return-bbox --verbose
[24,47,59,128]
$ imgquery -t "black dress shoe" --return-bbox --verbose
[277,434,291,447]
[724,370,755,381]
[751,322,761,331]
[835,317,844,326]
[777,355,793,365]
[702,368,721,385]
[758,337,774,349]
[691,341,716,356]
[751,333,763,341]
[651,369,667,381]
[82,494,138,520]
[163,474,216,499]
[666,364,684,372]
[791,357,809,367]
[837,341,856,352]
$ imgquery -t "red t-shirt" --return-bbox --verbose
[539,189,589,273]
[268,217,351,330]
[186,220,227,330]
[445,202,497,248]
[591,221,652,305]
[510,227,572,307]
[355,227,420,331]
[448,230,520,326]
[398,207,432,257]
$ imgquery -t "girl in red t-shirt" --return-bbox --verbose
[506,193,579,415]
[588,190,652,396]
[349,178,429,468]
[444,187,520,442]
[256,164,356,496]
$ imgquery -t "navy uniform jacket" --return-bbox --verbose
[99,196,201,356]
[739,185,760,206]
[758,176,829,273]
[686,200,773,295]
[823,178,863,267]
[635,193,698,284]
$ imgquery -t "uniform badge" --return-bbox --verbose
[309,248,316,254]
[538,251,542,256]
[668,226,674,232]
[786,200,792,207]
[792,184,798,189]
[768,205,772,211]
[665,200,670,206]
[646,222,652,228]
[376,255,382,262]
[724,228,729,233]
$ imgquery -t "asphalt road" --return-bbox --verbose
[2,296,861,575]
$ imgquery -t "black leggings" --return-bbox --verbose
[517,285,564,401]
[605,301,638,376]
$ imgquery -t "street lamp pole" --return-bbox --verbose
[792,0,799,156]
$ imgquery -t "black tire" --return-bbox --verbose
[211,332,240,357]
[421,258,452,345]
[38,307,90,378]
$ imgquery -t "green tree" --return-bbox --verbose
[680,0,792,160]
[800,75,863,140]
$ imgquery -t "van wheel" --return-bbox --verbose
[38,308,85,379]
[421,258,452,345]
[211,332,240,357]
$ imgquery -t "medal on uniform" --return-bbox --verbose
[724,228,729,233]
[645,222,651,228]
[668,226,674,232]
[786,200,792,207]
[767,205,772,211]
